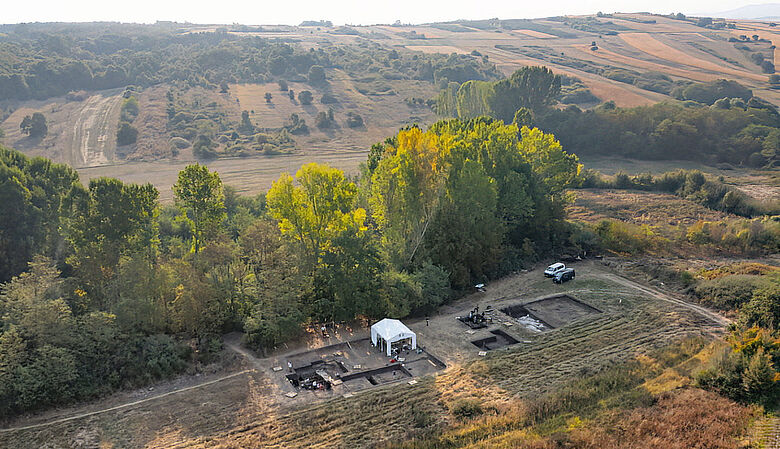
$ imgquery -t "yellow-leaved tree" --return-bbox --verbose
[267,162,366,267]
[370,127,451,268]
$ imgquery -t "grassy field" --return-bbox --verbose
[0,262,730,448]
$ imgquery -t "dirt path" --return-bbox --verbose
[598,272,730,330]
[0,369,252,434]
[68,92,123,167]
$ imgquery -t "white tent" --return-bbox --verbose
[370,318,416,356]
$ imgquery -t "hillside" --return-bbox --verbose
[0,13,779,449]
[1,13,780,198]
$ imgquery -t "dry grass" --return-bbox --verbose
[486,48,664,107]
[697,262,780,280]
[620,33,766,82]
[130,85,175,161]
[511,30,557,39]
[570,389,755,449]
[571,44,716,82]
[406,45,469,54]
[568,189,728,228]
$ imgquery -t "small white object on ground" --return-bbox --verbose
[408,380,418,385]
[478,351,488,356]
[285,391,298,398]
[272,366,283,372]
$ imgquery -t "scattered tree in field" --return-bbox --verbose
[238,110,254,134]
[488,66,561,121]
[20,112,47,138]
[193,134,217,160]
[116,122,138,145]
[345,111,363,128]
[277,80,288,91]
[288,89,295,100]
[298,90,313,105]
[265,92,272,103]
[173,164,226,253]
[308,65,326,85]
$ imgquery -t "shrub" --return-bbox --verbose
[116,122,138,145]
[170,137,190,149]
[450,399,483,420]
[345,111,364,128]
[284,113,308,135]
[320,93,338,104]
[298,90,313,105]
[315,111,332,129]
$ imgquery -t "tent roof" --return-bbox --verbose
[371,318,414,340]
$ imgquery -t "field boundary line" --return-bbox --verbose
[0,369,253,433]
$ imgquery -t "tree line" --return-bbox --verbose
[437,66,779,168]
[0,115,581,417]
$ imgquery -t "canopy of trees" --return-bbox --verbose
[20,112,47,138]
[437,66,561,122]
[538,100,780,167]
[0,22,498,102]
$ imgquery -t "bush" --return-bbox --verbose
[694,275,769,309]
[170,137,191,149]
[116,122,138,145]
[308,65,326,85]
[278,79,288,91]
[320,93,338,104]
[298,90,313,105]
[345,111,364,128]
[450,399,483,420]
[120,96,140,122]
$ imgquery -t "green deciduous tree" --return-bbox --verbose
[20,112,48,138]
[173,164,226,253]
[65,177,159,308]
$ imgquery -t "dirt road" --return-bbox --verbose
[0,369,252,434]
[68,92,123,167]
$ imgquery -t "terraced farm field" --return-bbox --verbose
[0,262,727,448]
[619,32,766,83]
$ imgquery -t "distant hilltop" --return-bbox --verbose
[710,3,780,19]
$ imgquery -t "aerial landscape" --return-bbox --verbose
[0,0,778,447]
